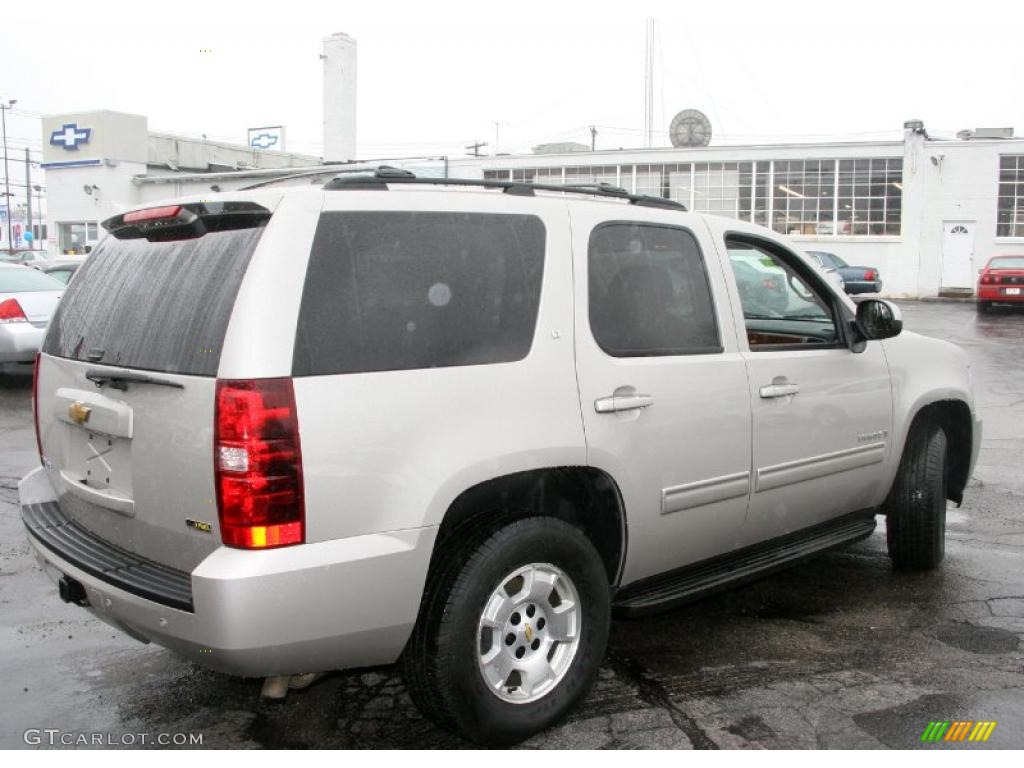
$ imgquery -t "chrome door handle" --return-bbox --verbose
[759,383,800,399]
[595,393,654,413]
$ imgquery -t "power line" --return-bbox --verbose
[1,179,46,190]
[5,134,43,144]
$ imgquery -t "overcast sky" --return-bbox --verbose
[1,0,1022,193]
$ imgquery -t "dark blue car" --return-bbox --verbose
[808,250,883,294]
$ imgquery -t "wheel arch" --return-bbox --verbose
[892,399,974,506]
[425,467,628,590]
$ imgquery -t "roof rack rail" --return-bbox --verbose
[322,167,687,211]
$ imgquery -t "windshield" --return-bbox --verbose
[0,267,65,292]
[990,256,1024,269]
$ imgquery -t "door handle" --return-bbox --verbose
[594,393,654,414]
[759,383,800,399]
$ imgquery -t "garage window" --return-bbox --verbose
[997,156,1024,237]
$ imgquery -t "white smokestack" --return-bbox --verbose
[322,32,357,162]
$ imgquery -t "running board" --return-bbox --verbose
[613,512,877,616]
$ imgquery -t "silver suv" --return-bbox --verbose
[20,171,981,745]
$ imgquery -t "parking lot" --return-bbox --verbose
[1,300,1021,749]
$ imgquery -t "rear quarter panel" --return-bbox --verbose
[286,191,587,542]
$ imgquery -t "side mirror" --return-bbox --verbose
[855,299,903,342]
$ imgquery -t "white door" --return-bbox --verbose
[941,221,976,288]
[571,208,752,583]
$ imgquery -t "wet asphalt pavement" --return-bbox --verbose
[1,301,1022,749]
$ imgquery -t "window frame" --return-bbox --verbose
[997,155,1024,239]
[724,231,854,353]
[587,219,724,359]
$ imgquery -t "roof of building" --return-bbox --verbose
[145,132,321,174]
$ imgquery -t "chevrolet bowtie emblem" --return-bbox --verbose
[68,401,92,425]
[524,624,534,643]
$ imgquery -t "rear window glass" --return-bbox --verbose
[43,226,265,376]
[990,256,1024,269]
[0,267,65,293]
[293,212,545,376]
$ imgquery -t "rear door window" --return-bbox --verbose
[43,227,265,376]
[588,222,721,357]
[293,212,546,376]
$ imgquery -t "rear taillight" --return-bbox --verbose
[214,378,304,549]
[864,269,876,281]
[0,298,28,323]
[32,353,43,463]
[980,272,991,284]
[994,274,1003,284]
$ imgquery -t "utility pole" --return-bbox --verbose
[33,185,43,242]
[643,20,655,149]
[24,148,32,245]
[0,98,15,254]
[465,141,488,158]
[590,125,597,152]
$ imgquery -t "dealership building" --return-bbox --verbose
[39,109,321,254]
[38,32,355,254]
[37,30,1024,298]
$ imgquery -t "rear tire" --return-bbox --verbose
[977,301,991,314]
[401,517,610,746]
[885,422,948,571]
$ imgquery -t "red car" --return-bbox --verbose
[977,255,1024,313]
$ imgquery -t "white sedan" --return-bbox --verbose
[0,263,64,363]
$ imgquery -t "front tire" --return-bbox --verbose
[885,422,948,571]
[401,517,611,746]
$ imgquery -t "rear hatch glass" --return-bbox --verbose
[43,226,264,375]
[35,218,268,572]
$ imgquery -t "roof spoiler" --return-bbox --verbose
[102,201,272,242]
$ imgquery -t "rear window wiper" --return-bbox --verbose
[86,369,184,391]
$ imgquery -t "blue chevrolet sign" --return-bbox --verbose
[50,123,91,151]
[249,133,279,150]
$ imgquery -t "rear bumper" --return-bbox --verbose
[844,280,883,295]
[19,466,437,677]
[0,322,45,362]
[977,286,1024,302]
